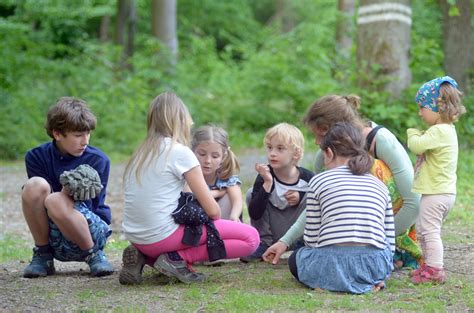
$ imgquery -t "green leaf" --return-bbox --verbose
[448,5,460,17]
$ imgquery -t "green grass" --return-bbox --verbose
[0,235,31,262]
[105,237,131,252]
[0,234,129,263]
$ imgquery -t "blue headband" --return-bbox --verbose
[415,76,458,112]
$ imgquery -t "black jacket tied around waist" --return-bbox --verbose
[172,192,227,262]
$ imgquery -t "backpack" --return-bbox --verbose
[365,125,408,159]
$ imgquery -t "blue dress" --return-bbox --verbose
[209,175,241,190]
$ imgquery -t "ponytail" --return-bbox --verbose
[219,148,240,180]
[347,152,373,175]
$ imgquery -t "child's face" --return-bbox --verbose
[418,106,440,126]
[194,142,224,179]
[265,136,299,169]
[53,130,90,157]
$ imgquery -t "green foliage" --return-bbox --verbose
[0,0,473,160]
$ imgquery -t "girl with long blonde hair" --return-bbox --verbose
[119,92,259,285]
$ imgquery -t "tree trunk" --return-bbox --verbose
[440,0,472,91]
[125,0,136,61]
[356,0,412,97]
[267,0,295,32]
[100,15,110,42]
[336,0,355,58]
[151,0,178,66]
[115,0,136,70]
[115,0,128,45]
[278,0,295,32]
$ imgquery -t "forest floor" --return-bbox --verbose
[1,153,473,312]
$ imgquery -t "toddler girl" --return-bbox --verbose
[407,76,466,284]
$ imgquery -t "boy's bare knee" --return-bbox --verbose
[44,192,73,219]
[22,177,50,204]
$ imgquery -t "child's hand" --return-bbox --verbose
[262,241,288,265]
[255,163,272,182]
[284,190,300,206]
[229,214,241,223]
[255,163,273,193]
[210,189,226,200]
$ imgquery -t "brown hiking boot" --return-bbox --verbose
[119,245,146,285]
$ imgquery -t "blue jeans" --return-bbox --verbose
[48,202,111,262]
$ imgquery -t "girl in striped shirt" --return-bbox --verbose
[264,122,395,294]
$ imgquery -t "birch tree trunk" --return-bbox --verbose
[152,0,178,66]
[356,0,412,97]
[440,0,472,91]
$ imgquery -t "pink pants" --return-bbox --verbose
[416,194,456,268]
[133,219,259,265]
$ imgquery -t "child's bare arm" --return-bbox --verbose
[227,185,243,222]
[184,166,221,220]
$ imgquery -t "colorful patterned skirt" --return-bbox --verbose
[371,159,422,268]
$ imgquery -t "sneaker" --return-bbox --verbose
[411,265,447,284]
[410,263,428,277]
[119,245,146,285]
[86,250,114,277]
[154,253,206,283]
[23,247,55,278]
[239,242,269,263]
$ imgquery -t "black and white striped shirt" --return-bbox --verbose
[304,166,395,253]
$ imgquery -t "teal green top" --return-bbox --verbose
[407,124,458,194]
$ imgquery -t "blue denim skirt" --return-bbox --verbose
[296,244,393,294]
[48,202,111,262]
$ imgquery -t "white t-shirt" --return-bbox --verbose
[123,137,200,244]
